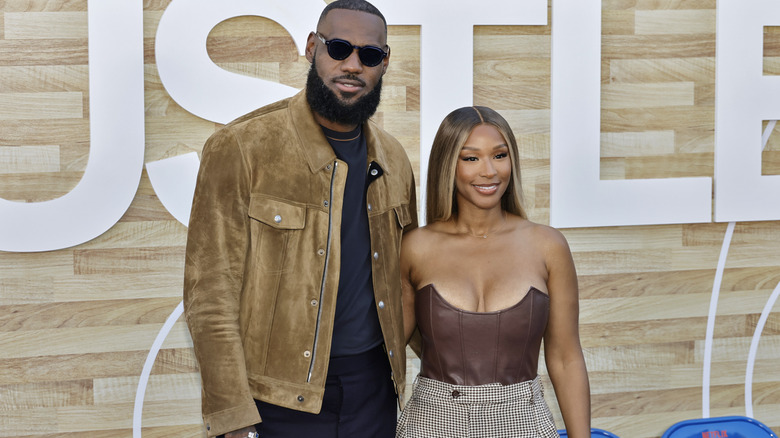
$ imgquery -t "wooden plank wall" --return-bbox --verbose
[1,1,778,437]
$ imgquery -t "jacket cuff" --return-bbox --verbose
[204,402,262,438]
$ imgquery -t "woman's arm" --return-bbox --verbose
[400,231,418,344]
[541,227,591,438]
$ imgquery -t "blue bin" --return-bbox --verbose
[661,415,777,438]
[557,428,620,437]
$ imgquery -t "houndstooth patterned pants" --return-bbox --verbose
[396,375,560,438]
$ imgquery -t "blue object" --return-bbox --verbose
[661,415,777,438]
[557,428,620,437]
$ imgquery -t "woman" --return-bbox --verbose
[397,106,590,437]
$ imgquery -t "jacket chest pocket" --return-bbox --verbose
[248,196,306,274]
[393,204,412,229]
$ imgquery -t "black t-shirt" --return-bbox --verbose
[321,125,383,357]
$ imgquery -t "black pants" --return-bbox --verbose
[249,344,397,438]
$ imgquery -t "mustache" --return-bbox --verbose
[331,75,366,87]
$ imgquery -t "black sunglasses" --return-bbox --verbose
[316,32,388,67]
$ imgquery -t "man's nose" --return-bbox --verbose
[340,50,364,73]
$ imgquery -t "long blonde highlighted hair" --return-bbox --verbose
[426,106,526,224]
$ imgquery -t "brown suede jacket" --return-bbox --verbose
[183,90,417,437]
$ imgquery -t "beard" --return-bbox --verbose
[305,57,383,127]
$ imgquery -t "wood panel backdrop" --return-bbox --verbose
[1,0,779,437]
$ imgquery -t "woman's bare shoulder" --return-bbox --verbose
[404,223,443,245]
[514,217,572,253]
[403,222,451,254]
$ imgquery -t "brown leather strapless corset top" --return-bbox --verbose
[415,284,550,386]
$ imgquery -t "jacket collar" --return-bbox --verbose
[289,90,390,175]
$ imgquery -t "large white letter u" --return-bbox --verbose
[0,0,145,252]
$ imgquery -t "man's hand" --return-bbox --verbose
[224,425,258,438]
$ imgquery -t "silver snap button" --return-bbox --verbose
[323,200,329,207]
[373,252,379,260]
[274,215,282,223]
[370,169,379,176]
[367,203,372,211]
[388,350,394,358]
[317,249,325,256]
[378,301,385,309]
[303,350,311,358]
[297,395,304,402]
[311,299,318,306]
[326,164,332,171]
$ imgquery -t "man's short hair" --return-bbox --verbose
[317,0,387,32]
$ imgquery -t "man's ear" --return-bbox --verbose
[381,47,390,74]
[305,31,317,63]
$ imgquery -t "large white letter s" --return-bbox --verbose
[155,0,322,125]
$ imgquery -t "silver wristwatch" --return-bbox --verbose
[246,432,259,438]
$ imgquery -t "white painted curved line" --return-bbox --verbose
[702,220,735,418]
[745,281,780,417]
[703,119,778,417]
[133,156,197,436]
[743,119,780,417]
[133,301,184,438]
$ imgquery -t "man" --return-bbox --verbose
[183,1,417,437]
